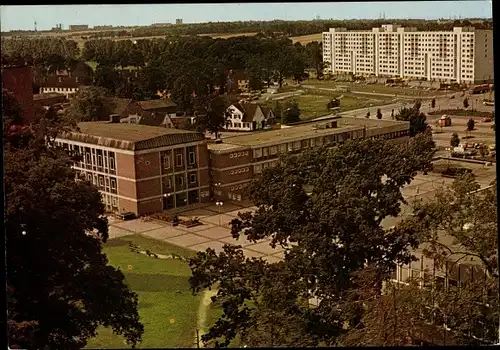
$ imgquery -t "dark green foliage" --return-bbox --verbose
[281,99,301,124]
[450,132,460,147]
[4,95,144,349]
[189,134,436,347]
[395,101,428,137]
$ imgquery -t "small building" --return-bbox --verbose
[69,24,89,31]
[225,102,270,131]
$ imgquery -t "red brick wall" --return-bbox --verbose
[116,153,136,178]
[209,148,252,169]
[117,198,137,214]
[135,152,161,179]
[2,66,35,124]
[197,144,209,168]
[117,178,137,199]
[138,198,162,215]
[136,178,162,199]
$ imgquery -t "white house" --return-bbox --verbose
[225,102,273,131]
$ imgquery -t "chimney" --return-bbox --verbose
[109,114,120,123]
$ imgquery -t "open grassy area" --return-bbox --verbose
[290,33,322,44]
[85,60,139,72]
[303,79,447,97]
[85,235,201,349]
[263,93,394,121]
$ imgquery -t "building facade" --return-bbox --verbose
[56,122,211,216]
[69,24,89,31]
[2,65,35,124]
[323,25,494,83]
[209,117,410,202]
[225,103,270,131]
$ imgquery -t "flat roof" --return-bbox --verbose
[215,117,408,148]
[59,122,205,151]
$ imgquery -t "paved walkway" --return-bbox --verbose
[108,158,495,261]
[108,202,284,263]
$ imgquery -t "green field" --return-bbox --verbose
[263,93,394,121]
[85,235,205,349]
[303,79,447,97]
[86,60,139,72]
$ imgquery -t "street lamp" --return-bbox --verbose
[216,201,223,226]
[162,193,172,210]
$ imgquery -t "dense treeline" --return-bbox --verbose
[2,35,322,115]
[126,18,493,38]
[2,18,492,39]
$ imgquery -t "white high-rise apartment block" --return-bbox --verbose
[322,24,494,84]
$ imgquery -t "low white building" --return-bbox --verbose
[225,102,274,131]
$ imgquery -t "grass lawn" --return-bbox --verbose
[262,93,394,121]
[85,235,201,349]
[303,79,447,97]
[85,61,139,72]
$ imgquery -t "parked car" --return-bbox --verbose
[482,117,493,122]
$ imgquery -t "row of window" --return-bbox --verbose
[162,172,198,189]
[56,141,117,175]
[76,171,117,195]
[161,148,196,170]
[43,87,77,93]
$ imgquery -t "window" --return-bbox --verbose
[105,178,109,186]
[176,154,183,167]
[254,164,263,174]
[188,151,196,165]
[97,155,103,167]
[99,177,104,186]
[112,197,117,206]
[189,173,196,184]
[178,176,184,186]
[270,146,278,155]
[262,147,269,157]
[253,148,262,158]
[279,143,287,153]
[111,179,116,189]
[163,155,170,169]
[109,156,115,170]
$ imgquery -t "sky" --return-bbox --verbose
[0,1,493,32]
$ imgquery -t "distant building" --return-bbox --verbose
[322,24,494,83]
[56,122,210,215]
[93,25,113,30]
[225,102,273,132]
[2,65,35,124]
[175,18,183,25]
[68,24,89,31]
[209,117,410,202]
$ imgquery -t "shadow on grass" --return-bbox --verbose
[104,238,130,247]
[124,272,192,293]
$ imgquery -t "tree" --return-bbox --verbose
[193,94,231,138]
[395,101,428,137]
[281,99,301,124]
[189,134,436,347]
[431,98,436,109]
[4,94,144,349]
[463,97,469,109]
[376,108,382,119]
[327,98,340,109]
[450,132,460,147]
[93,64,120,93]
[361,174,499,345]
[64,86,116,124]
[466,118,475,137]
[305,41,324,79]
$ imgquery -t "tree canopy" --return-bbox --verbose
[189,133,436,347]
[4,90,144,348]
[64,86,116,124]
[395,100,429,137]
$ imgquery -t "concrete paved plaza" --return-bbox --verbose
[108,158,496,261]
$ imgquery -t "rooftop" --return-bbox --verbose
[60,122,205,151]
[210,117,408,149]
[137,99,177,110]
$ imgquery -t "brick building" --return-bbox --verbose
[2,65,35,124]
[208,117,410,202]
[56,122,210,216]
